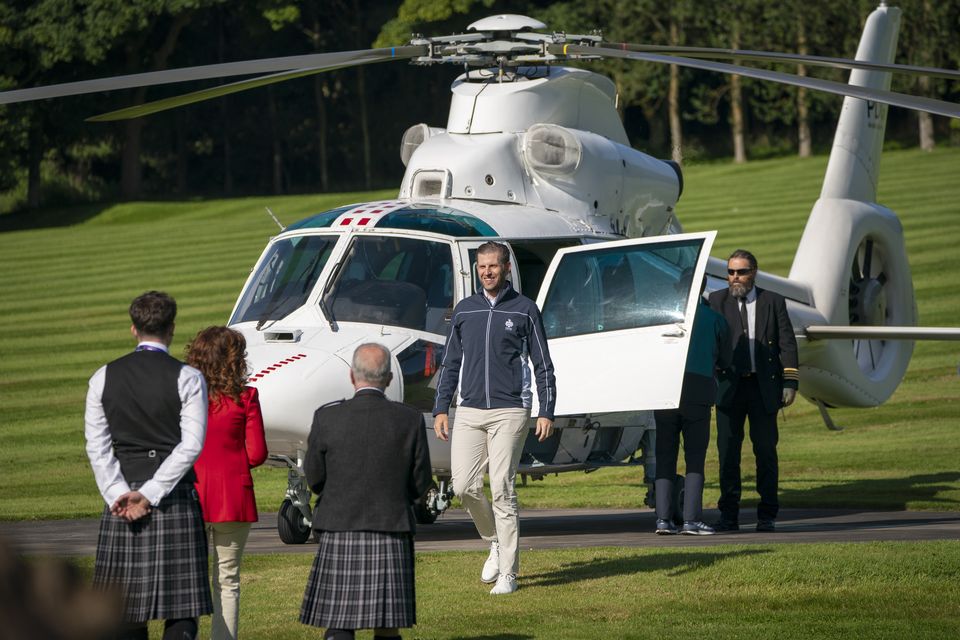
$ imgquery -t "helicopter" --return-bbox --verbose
[3,4,960,543]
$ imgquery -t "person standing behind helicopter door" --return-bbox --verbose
[433,241,557,595]
[653,273,732,536]
[187,326,268,640]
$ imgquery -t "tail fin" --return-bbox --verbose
[820,4,901,202]
[788,3,915,408]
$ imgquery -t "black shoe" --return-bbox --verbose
[712,519,740,532]
[756,519,776,532]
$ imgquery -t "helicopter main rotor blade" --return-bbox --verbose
[558,45,960,120]
[602,43,960,81]
[0,46,426,106]
[87,51,421,121]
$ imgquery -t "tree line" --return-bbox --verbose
[1,0,957,211]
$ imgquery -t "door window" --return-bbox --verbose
[541,238,703,339]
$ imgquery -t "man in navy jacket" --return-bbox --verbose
[433,241,556,595]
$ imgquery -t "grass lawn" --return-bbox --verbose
[58,541,960,639]
[1,148,959,520]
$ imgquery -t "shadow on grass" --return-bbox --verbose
[0,203,109,232]
[779,472,960,511]
[524,548,769,587]
[450,636,535,640]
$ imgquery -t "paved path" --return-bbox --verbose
[4,508,960,557]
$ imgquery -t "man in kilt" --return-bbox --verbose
[84,291,211,640]
[301,343,433,640]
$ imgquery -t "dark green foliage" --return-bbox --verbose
[0,0,957,210]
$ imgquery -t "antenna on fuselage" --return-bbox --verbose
[265,207,285,231]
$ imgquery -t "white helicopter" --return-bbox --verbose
[4,3,960,543]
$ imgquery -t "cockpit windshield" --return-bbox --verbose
[323,236,454,335]
[231,235,337,326]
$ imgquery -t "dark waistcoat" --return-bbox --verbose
[102,350,194,484]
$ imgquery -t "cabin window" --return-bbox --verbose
[396,339,444,411]
[510,240,582,298]
[323,236,454,335]
[231,235,338,326]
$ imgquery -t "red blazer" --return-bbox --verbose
[194,386,268,522]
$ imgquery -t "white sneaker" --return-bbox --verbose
[489,573,517,595]
[480,541,500,583]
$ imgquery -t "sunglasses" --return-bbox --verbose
[727,268,754,276]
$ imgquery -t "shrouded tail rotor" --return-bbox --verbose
[790,198,916,407]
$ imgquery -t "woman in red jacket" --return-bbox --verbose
[187,327,268,640]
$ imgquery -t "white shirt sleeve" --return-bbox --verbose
[84,366,130,507]
[138,365,208,505]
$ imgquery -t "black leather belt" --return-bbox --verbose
[741,372,756,378]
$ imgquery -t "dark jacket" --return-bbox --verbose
[708,286,799,413]
[305,388,433,533]
[679,300,733,406]
[432,281,557,419]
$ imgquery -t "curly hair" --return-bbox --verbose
[186,326,249,405]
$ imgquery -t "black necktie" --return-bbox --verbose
[734,298,751,372]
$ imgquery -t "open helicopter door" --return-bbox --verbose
[535,231,716,415]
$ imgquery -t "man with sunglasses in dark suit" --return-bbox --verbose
[708,250,799,533]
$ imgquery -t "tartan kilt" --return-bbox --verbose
[300,530,416,629]
[93,482,212,623]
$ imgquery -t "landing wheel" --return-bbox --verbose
[278,499,312,544]
[672,474,685,527]
[414,484,439,525]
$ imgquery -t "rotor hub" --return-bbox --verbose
[409,15,601,68]
[852,277,887,326]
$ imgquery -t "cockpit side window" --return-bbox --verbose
[323,236,454,335]
[231,235,337,325]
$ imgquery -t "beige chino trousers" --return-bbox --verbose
[450,406,529,576]
[207,521,252,640]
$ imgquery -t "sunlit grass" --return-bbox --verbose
[1,149,959,520]
[61,541,960,639]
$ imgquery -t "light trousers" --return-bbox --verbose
[450,406,529,576]
[207,521,252,640]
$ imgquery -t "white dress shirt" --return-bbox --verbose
[354,386,385,395]
[84,341,208,507]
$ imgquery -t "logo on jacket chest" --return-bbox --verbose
[504,318,514,332]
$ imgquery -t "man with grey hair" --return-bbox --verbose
[433,241,557,595]
[301,343,433,640]
[351,342,392,386]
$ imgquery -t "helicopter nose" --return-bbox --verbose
[246,346,355,451]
